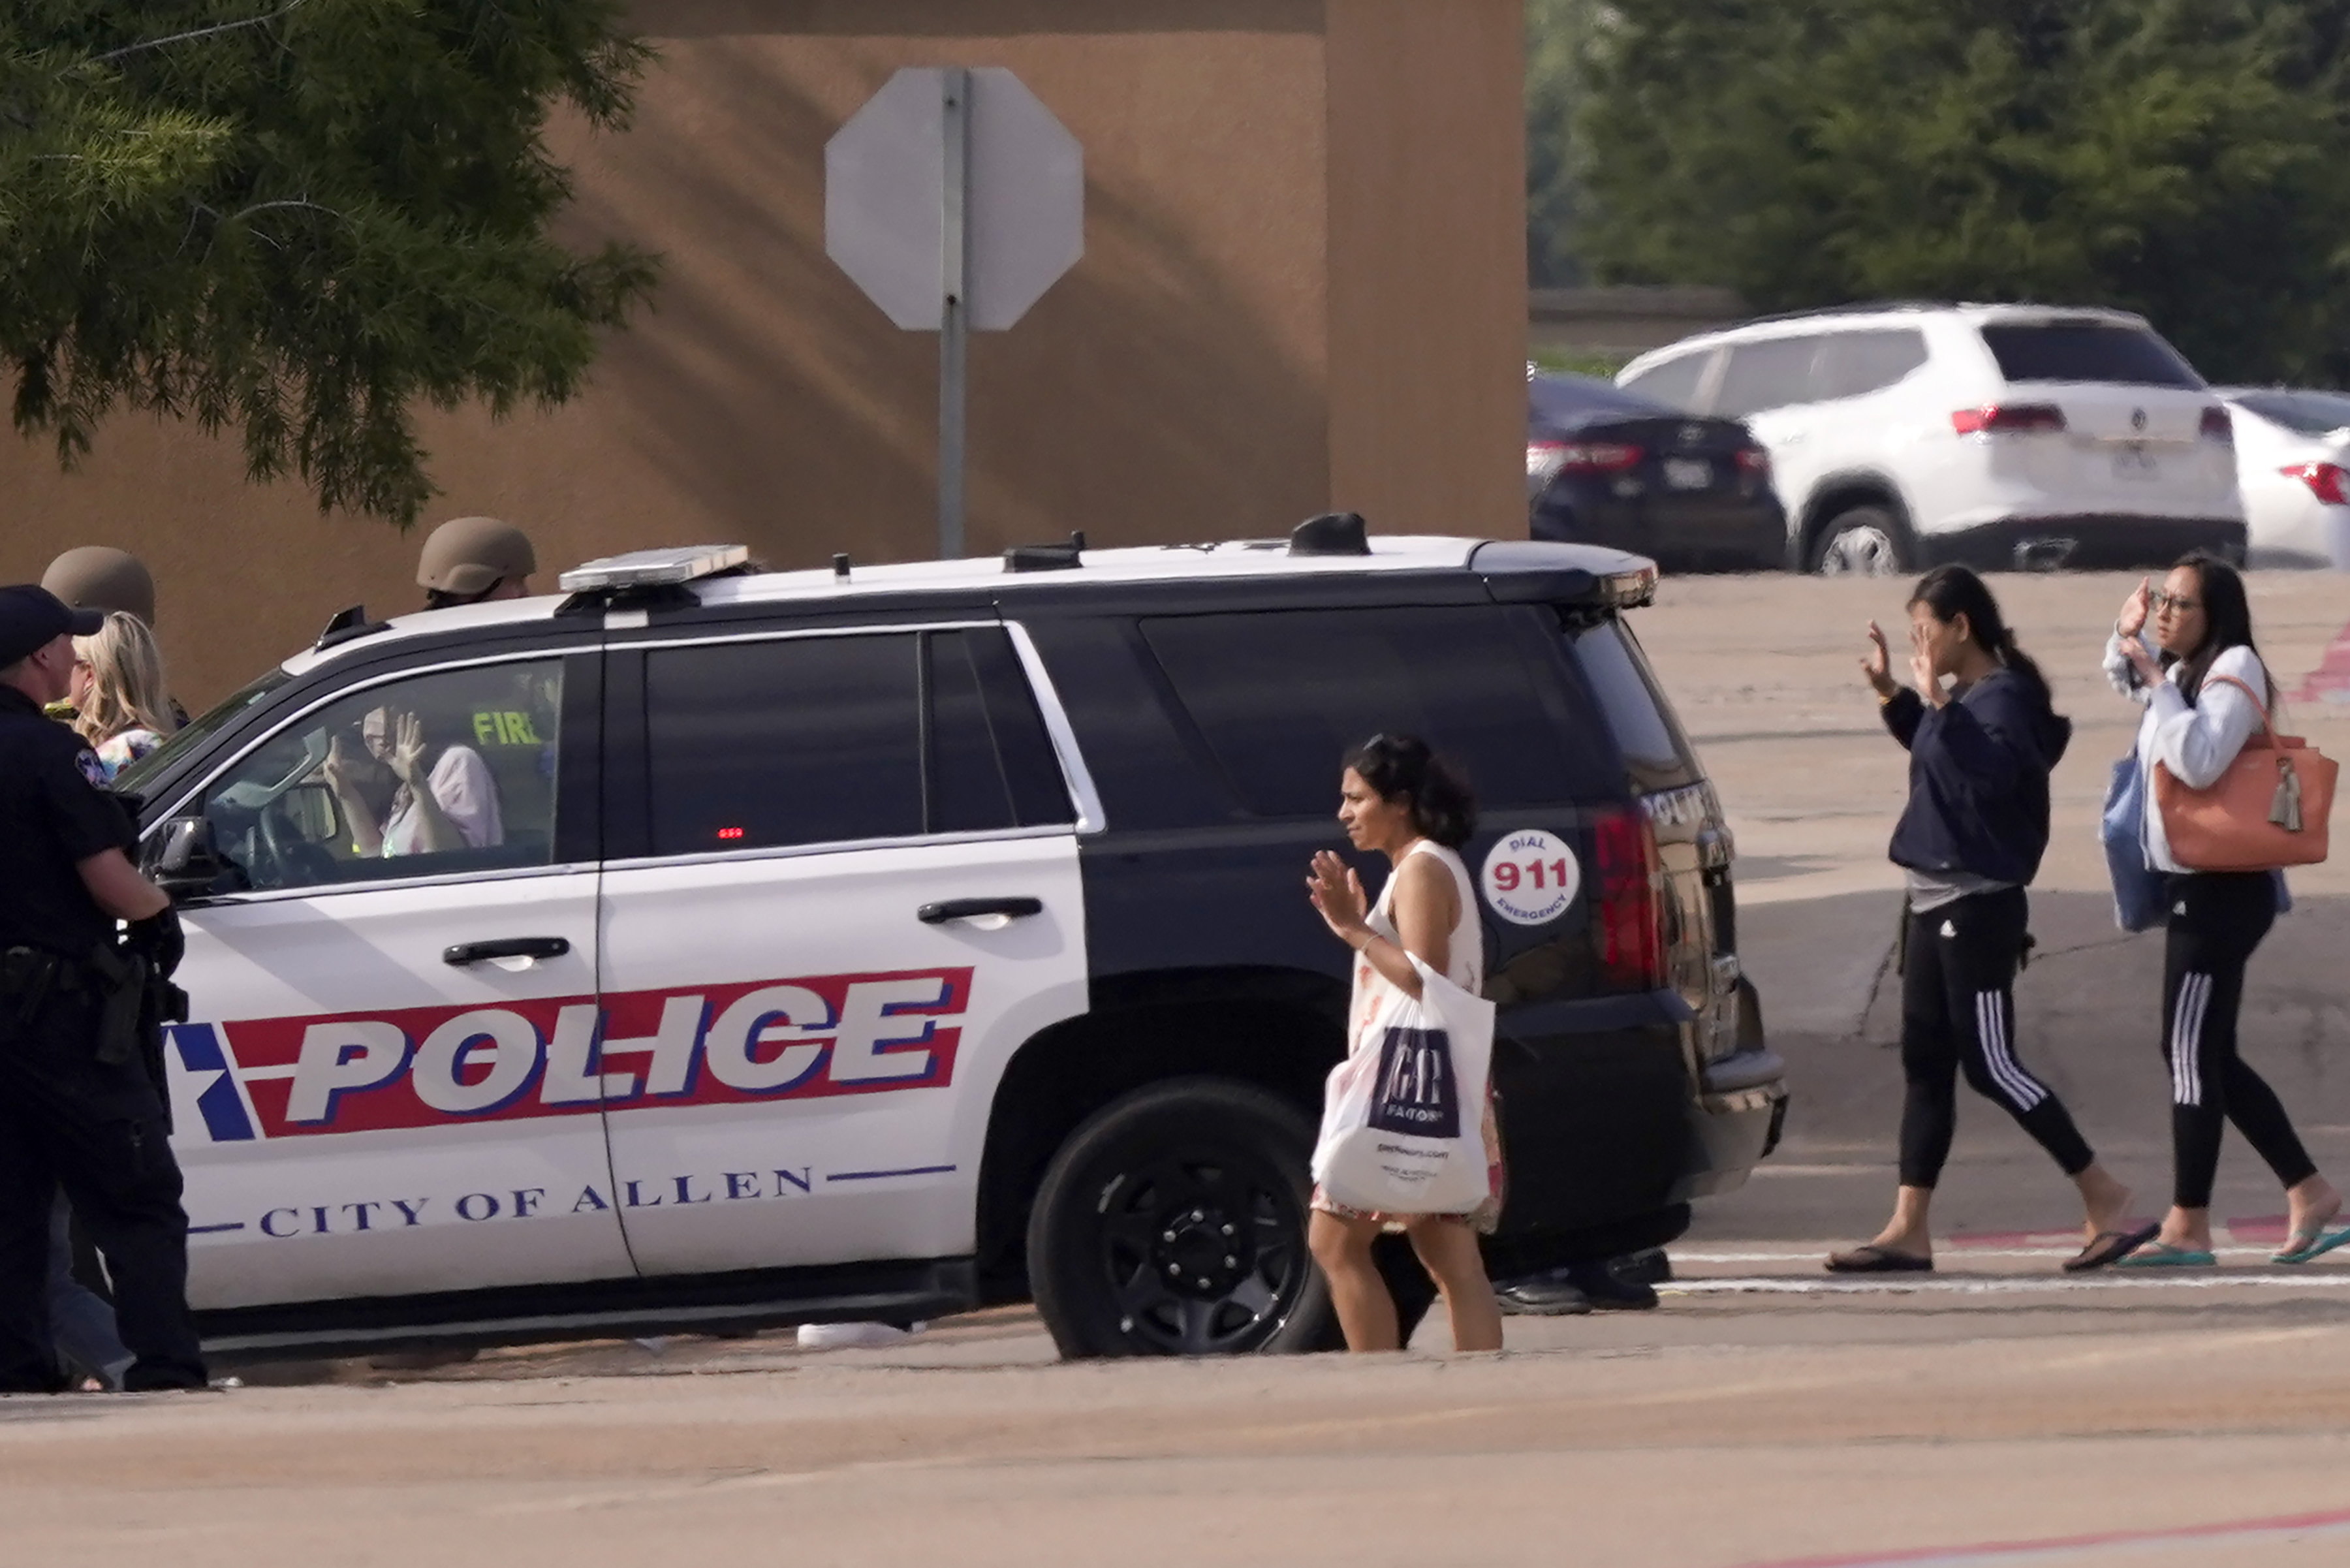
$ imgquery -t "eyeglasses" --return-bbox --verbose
[2150,591,2202,614]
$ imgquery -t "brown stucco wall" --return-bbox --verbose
[0,0,1524,706]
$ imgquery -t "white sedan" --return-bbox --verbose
[2218,387,2350,569]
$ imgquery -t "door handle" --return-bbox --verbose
[443,936,572,967]
[917,897,1044,926]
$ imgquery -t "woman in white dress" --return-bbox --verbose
[1305,734,1504,1353]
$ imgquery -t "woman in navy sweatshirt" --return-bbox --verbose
[1828,567,2150,1275]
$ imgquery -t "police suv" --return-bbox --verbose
[122,520,1785,1359]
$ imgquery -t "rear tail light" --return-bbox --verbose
[1592,808,1667,992]
[1734,447,1772,477]
[1529,439,1644,476]
[2286,462,2350,505]
[1951,404,2067,435]
[2201,407,2234,443]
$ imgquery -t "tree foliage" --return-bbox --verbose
[1555,0,2350,382]
[0,0,659,523]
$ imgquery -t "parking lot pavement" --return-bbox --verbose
[18,1270,2350,1568]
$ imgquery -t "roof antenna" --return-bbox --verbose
[832,553,852,581]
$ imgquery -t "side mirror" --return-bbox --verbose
[151,816,230,898]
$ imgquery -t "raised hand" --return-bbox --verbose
[1306,849,1370,942]
[2118,576,2152,639]
[1908,619,1944,707]
[1860,621,1897,698]
[388,712,430,789]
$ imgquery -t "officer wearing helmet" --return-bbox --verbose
[38,548,185,733]
[417,516,536,610]
[0,586,205,1392]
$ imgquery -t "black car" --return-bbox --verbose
[1529,371,1785,571]
[123,521,1784,1362]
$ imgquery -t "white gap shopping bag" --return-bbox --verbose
[1311,955,1496,1215]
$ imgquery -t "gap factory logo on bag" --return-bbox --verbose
[1368,1026,1460,1139]
[164,968,973,1144]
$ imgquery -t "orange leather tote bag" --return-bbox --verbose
[2154,674,2336,871]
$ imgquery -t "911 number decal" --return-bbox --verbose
[1480,829,1582,926]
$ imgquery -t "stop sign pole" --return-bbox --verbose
[826,68,1086,560]
[938,68,971,559]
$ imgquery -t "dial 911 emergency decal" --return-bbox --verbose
[164,968,971,1144]
[1480,829,1582,926]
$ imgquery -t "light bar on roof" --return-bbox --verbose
[1599,564,1659,609]
[558,544,749,592]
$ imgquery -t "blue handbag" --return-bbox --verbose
[2103,752,2165,932]
[2105,747,2293,930]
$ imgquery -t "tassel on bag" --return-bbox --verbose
[2272,757,2305,833]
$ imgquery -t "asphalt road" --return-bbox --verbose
[12,570,2350,1568]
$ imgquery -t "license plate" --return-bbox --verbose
[1663,457,1713,490]
[2112,445,2161,480]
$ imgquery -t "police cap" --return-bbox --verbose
[42,546,157,627]
[0,586,105,668]
[418,516,536,597]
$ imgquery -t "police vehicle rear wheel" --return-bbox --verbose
[1027,1078,1333,1358]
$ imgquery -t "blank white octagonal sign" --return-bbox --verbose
[825,67,1085,332]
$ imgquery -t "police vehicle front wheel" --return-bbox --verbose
[1027,1078,1334,1358]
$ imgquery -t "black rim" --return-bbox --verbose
[1092,1142,1311,1355]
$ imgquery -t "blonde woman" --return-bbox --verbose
[70,612,178,779]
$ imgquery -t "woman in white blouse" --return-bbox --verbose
[2105,553,2344,1266]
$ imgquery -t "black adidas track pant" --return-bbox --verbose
[1899,887,2095,1189]
[2163,872,2314,1210]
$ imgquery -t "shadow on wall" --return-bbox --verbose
[647,0,1324,40]
[561,40,1327,567]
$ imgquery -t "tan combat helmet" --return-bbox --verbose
[417,516,537,604]
[42,546,157,627]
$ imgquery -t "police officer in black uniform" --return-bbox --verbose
[0,585,205,1392]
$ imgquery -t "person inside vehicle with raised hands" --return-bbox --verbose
[324,704,503,858]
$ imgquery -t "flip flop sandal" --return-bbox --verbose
[2272,1222,2350,1266]
[2063,1223,2161,1274]
[1825,1244,1933,1274]
[2116,1240,2216,1268]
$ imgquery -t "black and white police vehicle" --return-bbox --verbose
[123,518,1785,1358]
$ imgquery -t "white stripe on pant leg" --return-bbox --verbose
[1979,991,2046,1111]
[2172,973,2212,1108]
[1992,992,2049,1114]
[1974,992,2041,1111]
[2180,973,2212,1108]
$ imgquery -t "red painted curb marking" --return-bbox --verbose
[1735,1504,2350,1568]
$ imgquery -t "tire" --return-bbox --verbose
[1027,1078,1333,1358]
[1809,505,1909,576]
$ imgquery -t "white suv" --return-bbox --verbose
[1616,304,2246,574]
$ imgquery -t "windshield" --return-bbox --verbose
[1979,322,2202,388]
[112,668,292,799]
[2231,388,2350,437]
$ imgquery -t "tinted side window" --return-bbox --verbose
[928,629,1073,832]
[2231,390,2350,436]
[1813,329,1929,401]
[1713,335,1822,417]
[1979,323,2202,388]
[1141,607,1588,815]
[1566,619,1702,794]
[1620,350,1710,411]
[647,635,922,853]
